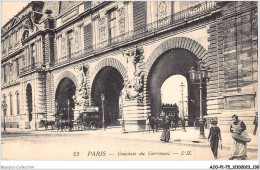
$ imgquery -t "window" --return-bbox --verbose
[67,31,73,57]
[16,92,20,115]
[10,94,13,116]
[9,35,12,47]
[3,95,7,116]
[79,25,84,51]
[3,65,7,83]
[16,59,20,76]
[18,27,22,42]
[108,10,117,39]
[56,35,62,59]
[30,43,35,66]
[6,37,9,49]
[15,31,18,43]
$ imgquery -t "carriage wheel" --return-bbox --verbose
[83,123,89,131]
[89,121,98,130]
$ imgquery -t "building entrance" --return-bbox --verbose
[92,67,124,127]
[55,78,76,121]
[148,48,207,125]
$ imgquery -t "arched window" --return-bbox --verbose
[9,93,13,116]
[15,91,20,115]
[3,95,7,116]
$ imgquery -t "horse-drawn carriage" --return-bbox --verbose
[148,104,180,132]
[73,111,99,130]
[39,107,99,131]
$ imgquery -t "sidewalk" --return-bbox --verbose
[2,127,258,151]
[93,127,258,151]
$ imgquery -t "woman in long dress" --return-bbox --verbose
[229,114,247,160]
[160,116,170,142]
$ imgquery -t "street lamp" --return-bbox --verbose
[1,102,7,131]
[67,99,70,121]
[180,82,186,132]
[101,93,106,131]
[189,60,212,139]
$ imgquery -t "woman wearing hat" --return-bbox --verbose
[208,120,222,159]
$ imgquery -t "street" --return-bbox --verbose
[1,127,258,161]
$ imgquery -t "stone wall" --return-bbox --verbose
[207,1,258,131]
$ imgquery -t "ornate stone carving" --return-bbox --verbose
[99,17,106,42]
[118,7,126,34]
[73,64,90,106]
[158,2,168,19]
[123,46,144,101]
[62,36,67,56]
[91,13,100,21]
[22,11,42,41]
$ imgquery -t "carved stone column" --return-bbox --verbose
[121,46,147,131]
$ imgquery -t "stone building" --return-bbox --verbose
[1,1,258,131]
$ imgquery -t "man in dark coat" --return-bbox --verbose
[208,120,222,159]
[253,113,258,136]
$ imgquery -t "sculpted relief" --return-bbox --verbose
[73,64,90,106]
[123,46,144,101]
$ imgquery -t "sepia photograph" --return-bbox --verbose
[1,0,259,169]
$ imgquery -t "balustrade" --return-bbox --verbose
[20,62,44,75]
[53,2,219,66]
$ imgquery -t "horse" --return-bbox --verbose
[55,120,73,132]
[39,120,55,131]
[147,116,159,132]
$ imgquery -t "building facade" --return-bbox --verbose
[1,1,258,131]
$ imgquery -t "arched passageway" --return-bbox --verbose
[91,66,124,127]
[55,78,76,120]
[147,48,207,125]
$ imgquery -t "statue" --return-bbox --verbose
[74,64,90,106]
[123,46,144,101]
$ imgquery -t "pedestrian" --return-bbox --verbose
[229,114,249,160]
[253,112,258,136]
[160,116,170,142]
[208,120,222,159]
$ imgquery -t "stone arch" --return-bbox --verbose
[90,58,127,84]
[145,37,208,73]
[54,71,77,96]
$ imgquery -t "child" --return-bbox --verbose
[208,120,222,159]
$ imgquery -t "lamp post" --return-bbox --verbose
[189,60,212,139]
[180,82,186,132]
[67,99,70,121]
[1,102,7,131]
[101,93,106,131]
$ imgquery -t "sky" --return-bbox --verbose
[161,75,188,117]
[1,1,30,26]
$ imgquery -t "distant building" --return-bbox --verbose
[1,1,258,131]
